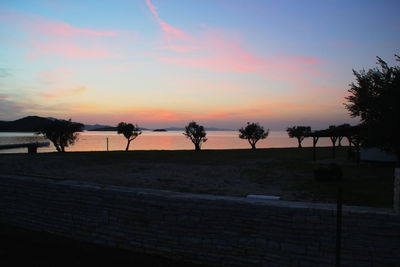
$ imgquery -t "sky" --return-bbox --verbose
[0,0,399,130]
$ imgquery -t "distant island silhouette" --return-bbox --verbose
[0,116,234,132]
[0,116,113,132]
[0,116,53,132]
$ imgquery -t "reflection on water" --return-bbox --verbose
[0,131,335,153]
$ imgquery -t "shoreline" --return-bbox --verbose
[0,145,337,154]
[0,130,336,153]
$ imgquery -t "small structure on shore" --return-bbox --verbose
[308,125,361,161]
[0,142,50,154]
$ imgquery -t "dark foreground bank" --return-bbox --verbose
[0,224,207,267]
[0,147,395,207]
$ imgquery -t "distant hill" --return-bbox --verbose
[0,116,53,132]
[0,116,107,132]
[205,127,234,131]
[88,126,149,131]
[164,127,233,131]
[84,124,114,131]
[164,127,184,131]
[0,116,233,132]
[88,126,117,131]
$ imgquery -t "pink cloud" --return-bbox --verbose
[1,9,122,60]
[162,44,203,53]
[156,31,267,72]
[162,54,259,72]
[34,22,118,37]
[38,67,74,81]
[144,1,325,86]
[115,107,188,122]
[161,39,322,76]
[144,1,323,79]
[0,94,11,100]
[31,43,121,59]
[145,0,158,17]
[194,111,241,120]
[286,55,324,65]
[145,0,189,41]
[1,10,119,38]
[40,86,87,99]
[171,79,245,93]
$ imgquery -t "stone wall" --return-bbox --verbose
[0,174,399,266]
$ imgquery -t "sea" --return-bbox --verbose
[0,131,334,154]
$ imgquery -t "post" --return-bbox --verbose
[355,142,360,164]
[313,136,319,161]
[394,168,400,214]
[347,137,352,160]
[330,136,338,159]
[336,182,343,267]
[106,137,109,152]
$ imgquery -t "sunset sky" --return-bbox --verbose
[0,0,399,129]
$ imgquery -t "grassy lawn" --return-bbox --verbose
[0,147,395,208]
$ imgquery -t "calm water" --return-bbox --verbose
[0,131,334,153]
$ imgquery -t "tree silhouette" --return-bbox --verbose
[38,119,84,152]
[286,126,311,148]
[117,122,142,151]
[239,122,269,150]
[183,121,207,151]
[345,55,400,161]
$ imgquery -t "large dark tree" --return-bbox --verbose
[239,122,269,150]
[183,121,207,151]
[117,122,142,151]
[38,119,84,152]
[345,55,400,161]
[286,126,311,148]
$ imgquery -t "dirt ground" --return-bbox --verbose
[0,223,205,267]
[0,147,394,207]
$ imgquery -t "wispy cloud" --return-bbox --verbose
[30,43,121,60]
[32,22,118,37]
[0,94,38,120]
[145,0,189,41]
[0,94,11,100]
[40,86,87,99]
[38,67,73,81]
[144,0,324,83]
[0,9,122,60]
[37,67,88,99]
[0,9,119,37]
